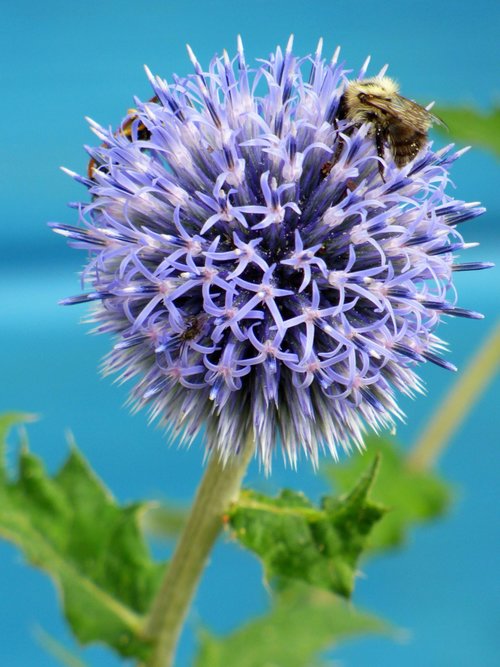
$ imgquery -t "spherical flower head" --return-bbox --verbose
[51,37,488,471]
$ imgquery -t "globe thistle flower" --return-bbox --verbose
[51,37,488,471]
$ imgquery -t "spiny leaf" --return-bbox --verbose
[228,457,386,598]
[433,105,500,158]
[0,412,37,481]
[0,415,165,660]
[194,582,391,667]
[324,437,451,552]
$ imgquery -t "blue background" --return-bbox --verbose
[1,1,499,665]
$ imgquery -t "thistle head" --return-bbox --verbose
[51,38,488,471]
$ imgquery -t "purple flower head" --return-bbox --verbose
[51,37,489,471]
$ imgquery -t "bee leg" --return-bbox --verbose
[375,128,386,182]
[329,120,348,170]
[332,136,344,164]
[320,118,345,180]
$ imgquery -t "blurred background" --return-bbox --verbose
[1,1,498,665]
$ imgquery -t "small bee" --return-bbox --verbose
[336,76,443,179]
[87,95,159,179]
[179,315,206,345]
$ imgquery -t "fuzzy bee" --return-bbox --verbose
[336,76,443,178]
[87,95,158,179]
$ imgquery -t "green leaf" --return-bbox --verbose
[228,457,386,598]
[0,412,37,482]
[195,582,391,667]
[433,106,500,158]
[0,415,165,660]
[142,502,187,541]
[324,437,451,552]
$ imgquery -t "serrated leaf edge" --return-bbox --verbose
[0,416,147,639]
[0,518,145,635]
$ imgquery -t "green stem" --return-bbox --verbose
[143,434,255,667]
[407,322,500,471]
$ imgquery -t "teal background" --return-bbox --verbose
[1,1,499,665]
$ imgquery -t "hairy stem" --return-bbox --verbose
[143,435,255,667]
[407,322,500,471]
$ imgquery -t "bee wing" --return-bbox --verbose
[364,94,438,129]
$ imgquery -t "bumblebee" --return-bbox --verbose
[87,95,158,179]
[336,76,442,177]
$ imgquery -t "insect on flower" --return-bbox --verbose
[51,38,489,471]
[336,76,444,179]
[87,95,159,178]
[179,315,207,345]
